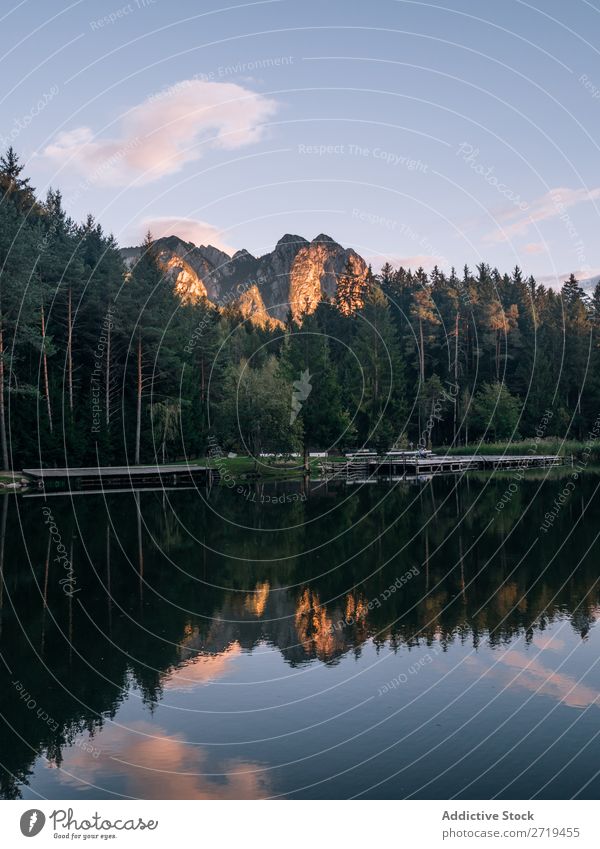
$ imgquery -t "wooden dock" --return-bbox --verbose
[22,464,219,491]
[342,451,564,483]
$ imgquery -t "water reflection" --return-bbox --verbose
[1,469,599,799]
[52,720,272,800]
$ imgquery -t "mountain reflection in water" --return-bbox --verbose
[1,470,600,799]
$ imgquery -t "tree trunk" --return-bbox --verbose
[41,532,51,653]
[136,490,144,606]
[105,312,111,428]
[417,318,425,438]
[67,286,73,415]
[453,309,459,442]
[106,521,112,629]
[495,330,500,380]
[68,540,73,662]
[428,397,436,449]
[459,532,466,602]
[0,323,9,470]
[0,494,7,626]
[41,305,53,434]
[135,332,142,465]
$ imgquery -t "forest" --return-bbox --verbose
[1,146,598,470]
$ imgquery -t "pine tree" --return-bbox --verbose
[335,259,366,315]
[115,232,180,464]
[0,159,41,468]
[0,147,35,209]
[352,284,406,450]
[410,281,440,385]
[279,309,350,466]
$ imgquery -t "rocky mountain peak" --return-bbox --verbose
[195,244,231,270]
[275,233,309,250]
[121,233,368,325]
[232,248,255,260]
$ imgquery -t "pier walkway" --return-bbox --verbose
[22,464,218,491]
[339,451,564,483]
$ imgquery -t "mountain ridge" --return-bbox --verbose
[121,233,369,325]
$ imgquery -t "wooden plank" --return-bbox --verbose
[22,464,211,480]
[342,451,563,482]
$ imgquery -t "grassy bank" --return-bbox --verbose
[435,439,600,461]
[205,455,329,481]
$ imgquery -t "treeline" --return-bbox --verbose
[1,146,598,469]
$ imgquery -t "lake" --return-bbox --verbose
[1,468,600,799]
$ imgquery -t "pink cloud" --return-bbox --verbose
[499,649,600,709]
[368,253,448,271]
[43,80,278,185]
[523,241,546,255]
[56,719,270,799]
[536,267,600,290]
[140,216,235,254]
[163,642,241,690]
[484,186,600,244]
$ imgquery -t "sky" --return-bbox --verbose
[3,0,600,285]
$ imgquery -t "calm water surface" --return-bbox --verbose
[1,470,600,799]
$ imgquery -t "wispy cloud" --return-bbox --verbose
[522,241,547,255]
[536,268,600,290]
[498,649,600,709]
[484,186,600,244]
[140,216,235,254]
[368,253,448,271]
[43,80,278,185]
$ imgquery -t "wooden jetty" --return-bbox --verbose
[22,464,219,491]
[342,451,564,483]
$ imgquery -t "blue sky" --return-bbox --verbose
[3,0,600,284]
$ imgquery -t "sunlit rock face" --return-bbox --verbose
[122,233,367,324]
[289,235,368,321]
[237,284,283,330]
[173,581,353,666]
[254,234,308,320]
[153,236,221,301]
[156,251,208,303]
